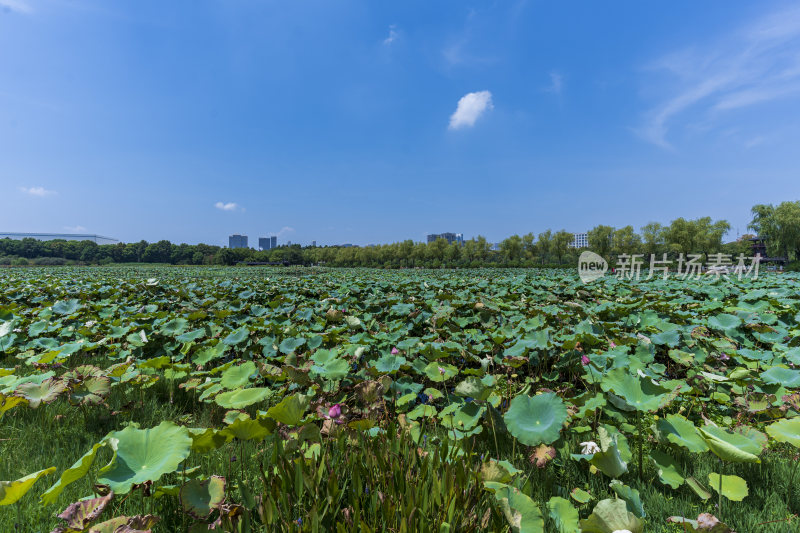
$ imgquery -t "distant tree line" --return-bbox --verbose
[1,201,799,268]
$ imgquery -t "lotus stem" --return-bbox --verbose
[718,458,723,521]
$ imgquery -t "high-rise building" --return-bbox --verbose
[569,232,589,249]
[229,234,248,249]
[311,240,316,247]
[426,233,464,245]
[270,236,277,249]
[258,235,279,250]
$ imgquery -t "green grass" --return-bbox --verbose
[2,377,799,531]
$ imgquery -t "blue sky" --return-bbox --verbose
[1,1,799,246]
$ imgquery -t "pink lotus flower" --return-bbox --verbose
[609,342,617,348]
[581,355,590,366]
[328,404,342,418]
[391,347,399,355]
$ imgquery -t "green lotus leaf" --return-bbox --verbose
[708,473,748,501]
[371,353,407,374]
[707,314,742,332]
[53,299,82,315]
[504,392,568,446]
[546,496,580,533]
[480,460,514,484]
[0,467,56,505]
[650,329,681,347]
[55,491,114,530]
[98,421,192,494]
[765,418,800,448]
[600,368,671,412]
[697,426,762,463]
[685,476,712,500]
[266,393,309,426]
[41,441,107,505]
[579,498,644,533]
[176,328,205,343]
[89,514,160,533]
[423,362,459,382]
[192,343,228,365]
[570,487,592,504]
[609,480,645,518]
[160,318,189,336]
[310,350,350,380]
[188,428,231,454]
[407,403,437,420]
[454,376,493,402]
[220,361,256,389]
[220,413,276,440]
[485,482,544,532]
[222,327,250,346]
[279,336,306,354]
[180,476,225,519]
[574,427,629,479]
[760,367,800,388]
[440,402,484,431]
[649,450,684,489]
[214,387,271,409]
[15,378,67,408]
[655,414,708,453]
[0,393,26,418]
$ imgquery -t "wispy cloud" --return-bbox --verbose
[544,72,563,94]
[64,225,87,232]
[19,186,57,196]
[277,226,295,237]
[214,201,241,212]
[383,25,398,46]
[449,90,493,130]
[0,0,32,14]
[640,6,800,148]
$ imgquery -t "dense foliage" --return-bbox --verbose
[2,266,800,531]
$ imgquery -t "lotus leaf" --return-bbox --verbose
[579,498,644,533]
[697,426,762,463]
[765,417,800,448]
[546,496,580,533]
[15,378,67,408]
[266,393,309,426]
[220,361,256,389]
[649,450,684,489]
[0,466,56,505]
[55,491,114,530]
[214,387,271,409]
[41,441,107,505]
[600,368,671,412]
[98,421,192,494]
[504,392,567,446]
[708,473,748,501]
[180,476,225,518]
[485,482,544,532]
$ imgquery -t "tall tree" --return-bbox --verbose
[587,225,614,259]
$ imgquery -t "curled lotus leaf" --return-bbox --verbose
[484,481,544,532]
[504,392,568,446]
[765,418,800,448]
[0,393,27,418]
[180,476,226,519]
[600,368,671,412]
[266,393,309,426]
[55,491,114,530]
[69,376,111,406]
[697,426,762,463]
[649,450,684,489]
[655,414,708,453]
[41,441,107,505]
[579,498,643,533]
[546,496,580,533]
[98,421,192,494]
[15,378,67,408]
[0,466,56,505]
[87,514,160,533]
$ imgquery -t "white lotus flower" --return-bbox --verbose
[612,530,633,533]
[580,441,601,454]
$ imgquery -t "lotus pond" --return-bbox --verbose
[2,266,800,532]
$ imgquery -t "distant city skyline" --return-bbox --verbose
[2,2,799,245]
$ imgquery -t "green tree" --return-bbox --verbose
[612,225,642,256]
[552,230,573,264]
[587,225,614,259]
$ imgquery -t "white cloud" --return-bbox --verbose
[383,25,398,46]
[448,90,493,130]
[640,6,800,148]
[214,201,240,212]
[19,186,56,196]
[277,226,295,237]
[0,0,32,14]
[64,225,87,232]
[545,72,563,94]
